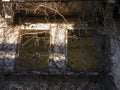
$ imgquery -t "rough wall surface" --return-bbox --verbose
[49,24,67,70]
[0,15,19,72]
[0,15,101,73]
[111,35,120,90]
[0,13,68,72]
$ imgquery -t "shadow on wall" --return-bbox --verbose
[0,43,18,72]
[15,29,68,72]
[0,42,67,73]
[0,26,111,73]
[49,44,67,71]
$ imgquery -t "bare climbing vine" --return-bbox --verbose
[0,1,118,90]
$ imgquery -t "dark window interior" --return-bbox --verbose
[68,29,100,72]
[16,30,50,71]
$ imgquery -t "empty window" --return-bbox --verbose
[68,29,100,71]
[16,30,50,71]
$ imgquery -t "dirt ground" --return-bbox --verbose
[0,74,102,90]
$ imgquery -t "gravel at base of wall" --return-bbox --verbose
[0,75,101,90]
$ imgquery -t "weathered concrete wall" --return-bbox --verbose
[21,23,68,71]
[0,7,69,72]
[49,24,67,70]
[0,15,19,72]
[110,35,120,90]
[0,14,102,73]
